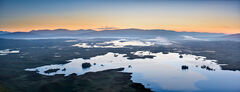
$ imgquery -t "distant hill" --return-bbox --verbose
[83,29,225,39]
[0,31,10,34]
[0,28,226,40]
[29,29,94,35]
[223,33,240,41]
[227,33,240,38]
[0,29,95,39]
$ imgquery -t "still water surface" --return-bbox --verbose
[26,51,240,92]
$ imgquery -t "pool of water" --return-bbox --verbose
[25,51,240,92]
[0,49,20,55]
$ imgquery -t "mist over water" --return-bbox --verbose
[72,38,173,48]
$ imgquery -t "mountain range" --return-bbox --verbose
[0,29,238,41]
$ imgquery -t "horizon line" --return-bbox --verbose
[1,28,237,34]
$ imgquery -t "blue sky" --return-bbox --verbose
[0,0,240,33]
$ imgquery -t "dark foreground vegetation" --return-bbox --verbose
[0,38,239,92]
[0,38,154,92]
[181,41,240,70]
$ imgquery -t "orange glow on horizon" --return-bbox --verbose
[1,25,239,34]
[1,0,239,34]
[1,14,239,34]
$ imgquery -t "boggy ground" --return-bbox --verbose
[180,41,240,70]
[0,38,239,92]
[0,38,153,92]
[2,68,151,92]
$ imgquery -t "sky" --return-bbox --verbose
[0,0,240,34]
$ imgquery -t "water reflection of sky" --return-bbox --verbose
[25,51,240,92]
[0,49,20,55]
